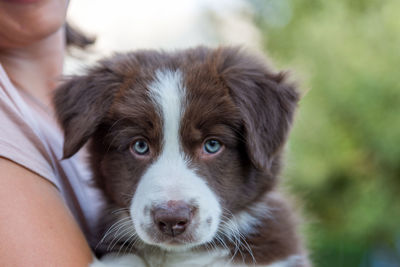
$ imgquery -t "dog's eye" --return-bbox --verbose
[204,139,222,154]
[131,139,150,155]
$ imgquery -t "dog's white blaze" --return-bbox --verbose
[149,69,184,161]
[130,69,221,250]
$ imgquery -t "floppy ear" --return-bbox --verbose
[216,47,299,171]
[54,65,123,159]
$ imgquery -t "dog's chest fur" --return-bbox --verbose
[95,248,304,267]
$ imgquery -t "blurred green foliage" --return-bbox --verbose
[250,0,400,266]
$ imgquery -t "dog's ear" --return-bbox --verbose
[54,64,122,159]
[215,47,299,171]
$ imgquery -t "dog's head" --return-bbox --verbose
[55,47,299,251]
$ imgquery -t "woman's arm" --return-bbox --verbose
[0,158,94,266]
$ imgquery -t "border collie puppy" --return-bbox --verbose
[55,46,310,267]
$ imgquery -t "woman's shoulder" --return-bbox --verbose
[0,64,105,247]
[0,67,57,186]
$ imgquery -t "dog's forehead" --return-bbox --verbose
[110,64,233,117]
[105,59,243,155]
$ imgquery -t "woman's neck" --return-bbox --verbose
[0,27,65,110]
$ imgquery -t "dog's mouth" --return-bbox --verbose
[131,201,219,251]
[145,229,198,250]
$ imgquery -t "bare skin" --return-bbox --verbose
[0,27,64,110]
[0,0,67,110]
[0,0,94,265]
[0,158,93,266]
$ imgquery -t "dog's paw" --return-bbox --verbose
[90,253,146,267]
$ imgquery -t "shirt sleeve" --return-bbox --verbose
[0,85,60,189]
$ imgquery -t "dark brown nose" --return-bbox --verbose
[153,201,193,237]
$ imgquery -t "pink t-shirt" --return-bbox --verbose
[0,64,105,248]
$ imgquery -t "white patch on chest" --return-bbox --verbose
[91,252,306,267]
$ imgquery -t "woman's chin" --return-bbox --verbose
[0,0,67,47]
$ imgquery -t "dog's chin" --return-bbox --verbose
[135,225,217,252]
[141,234,214,252]
[152,240,199,252]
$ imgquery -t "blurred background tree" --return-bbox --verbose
[249,0,400,266]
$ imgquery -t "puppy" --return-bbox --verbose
[55,46,310,267]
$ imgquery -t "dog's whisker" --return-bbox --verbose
[203,242,213,256]
[229,224,246,264]
[218,210,251,264]
[237,232,256,264]
[110,207,130,215]
[118,231,137,256]
[215,234,229,251]
[97,217,131,249]
[108,224,135,252]
[126,235,140,254]
[220,208,258,265]
[111,221,132,239]
[102,220,132,249]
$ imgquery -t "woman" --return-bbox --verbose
[0,0,101,265]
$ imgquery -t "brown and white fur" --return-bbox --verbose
[54,46,310,267]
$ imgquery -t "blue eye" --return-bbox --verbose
[204,139,222,154]
[132,139,149,155]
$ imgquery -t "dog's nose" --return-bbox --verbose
[153,201,193,237]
